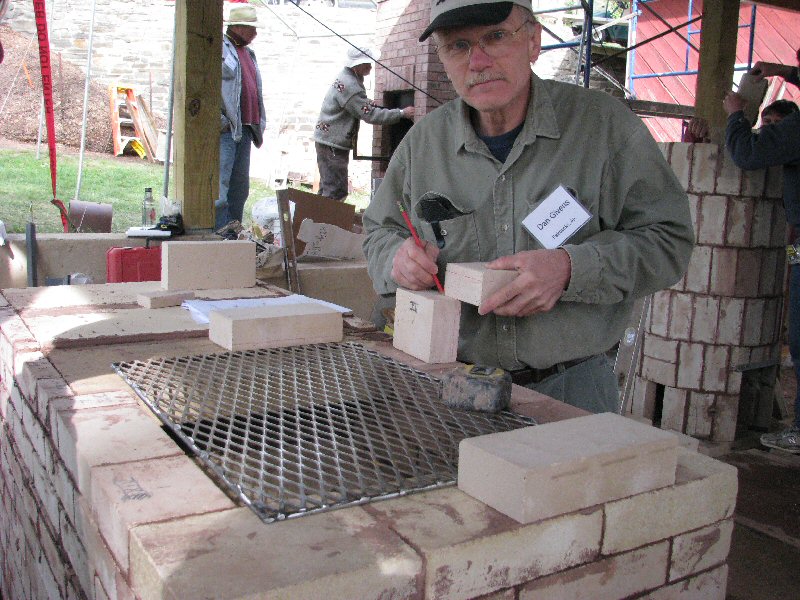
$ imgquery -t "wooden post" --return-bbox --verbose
[693,1,740,143]
[173,0,222,230]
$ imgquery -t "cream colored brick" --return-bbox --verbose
[686,392,714,438]
[677,342,703,390]
[444,262,518,306]
[661,387,688,432]
[670,519,733,581]
[137,289,195,309]
[684,245,711,294]
[48,391,137,445]
[717,149,743,195]
[91,455,235,570]
[751,200,775,248]
[741,298,765,346]
[641,356,677,387]
[603,449,737,554]
[724,197,753,247]
[734,249,761,297]
[367,486,602,600]
[668,292,692,341]
[709,248,737,296]
[519,541,669,600]
[55,404,182,495]
[711,394,739,443]
[630,377,658,420]
[459,413,678,525]
[691,296,719,343]
[667,142,690,191]
[393,288,461,363]
[129,506,421,600]
[648,564,728,600]
[696,196,726,245]
[643,334,678,363]
[689,143,720,193]
[702,345,729,393]
[161,240,256,290]
[649,290,671,337]
[716,298,744,346]
[208,303,343,351]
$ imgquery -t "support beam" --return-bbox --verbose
[694,1,740,141]
[174,0,222,231]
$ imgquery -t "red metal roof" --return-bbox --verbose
[629,0,800,141]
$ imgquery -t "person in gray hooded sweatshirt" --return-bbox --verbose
[313,46,414,201]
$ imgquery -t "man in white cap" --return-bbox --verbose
[362,0,694,413]
[217,5,266,231]
[313,46,415,201]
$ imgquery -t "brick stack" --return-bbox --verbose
[633,142,786,452]
[372,0,458,176]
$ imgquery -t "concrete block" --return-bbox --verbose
[208,303,343,351]
[393,288,461,363]
[137,289,195,308]
[519,541,669,600]
[670,519,733,581]
[91,455,234,569]
[129,507,421,600]
[458,413,678,524]
[161,240,256,291]
[648,564,728,600]
[444,262,518,306]
[366,486,602,600]
[603,448,737,554]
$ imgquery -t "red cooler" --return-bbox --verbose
[106,246,162,283]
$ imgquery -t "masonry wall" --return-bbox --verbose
[632,142,786,454]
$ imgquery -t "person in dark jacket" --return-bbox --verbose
[724,56,800,454]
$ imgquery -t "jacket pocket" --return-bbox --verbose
[419,211,482,264]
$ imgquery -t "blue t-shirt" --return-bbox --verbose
[478,122,524,163]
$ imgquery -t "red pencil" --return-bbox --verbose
[397,201,444,293]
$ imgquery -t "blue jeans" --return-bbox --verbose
[788,264,800,428]
[216,127,253,229]
[526,354,620,414]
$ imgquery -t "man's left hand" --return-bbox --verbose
[478,249,571,317]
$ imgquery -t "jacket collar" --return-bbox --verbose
[456,73,562,154]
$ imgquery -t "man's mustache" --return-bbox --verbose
[466,73,505,87]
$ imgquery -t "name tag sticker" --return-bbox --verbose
[522,186,592,249]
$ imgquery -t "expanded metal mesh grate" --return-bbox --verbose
[112,342,535,523]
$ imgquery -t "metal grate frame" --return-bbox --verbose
[113,342,535,523]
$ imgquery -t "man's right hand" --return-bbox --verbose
[749,61,793,82]
[723,91,746,116]
[391,236,440,290]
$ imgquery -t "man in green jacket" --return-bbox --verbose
[362,0,694,413]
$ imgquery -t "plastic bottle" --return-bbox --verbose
[142,187,156,227]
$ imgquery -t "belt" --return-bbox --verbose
[510,355,593,387]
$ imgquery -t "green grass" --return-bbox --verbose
[0,148,369,234]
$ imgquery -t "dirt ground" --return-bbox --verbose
[0,24,113,153]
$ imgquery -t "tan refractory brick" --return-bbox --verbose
[208,303,343,351]
[458,413,678,524]
[393,288,461,363]
[670,519,734,581]
[603,448,737,554]
[444,262,518,306]
[137,289,195,309]
[161,240,256,291]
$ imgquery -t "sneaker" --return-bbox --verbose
[760,427,800,454]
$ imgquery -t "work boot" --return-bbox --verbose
[760,426,800,454]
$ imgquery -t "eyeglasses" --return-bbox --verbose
[435,21,532,62]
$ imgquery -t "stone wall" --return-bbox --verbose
[4,0,381,188]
